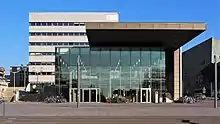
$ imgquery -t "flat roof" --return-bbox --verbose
[86,22,206,49]
[86,22,206,30]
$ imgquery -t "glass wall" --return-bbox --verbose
[56,47,166,98]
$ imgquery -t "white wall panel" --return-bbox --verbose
[29,12,119,22]
[29,46,55,52]
[29,75,55,83]
[29,56,55,62]
[29,65,55,72]
[29,26,86,32]
[29,36,88,42]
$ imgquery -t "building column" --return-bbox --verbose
[174,48,182,100]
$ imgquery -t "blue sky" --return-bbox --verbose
[0,0,219,73]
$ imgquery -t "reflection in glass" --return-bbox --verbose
[80,48,90,66]
[70,48,79,66]
[56,47,167,100]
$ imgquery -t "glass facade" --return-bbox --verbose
[56,47,166,99]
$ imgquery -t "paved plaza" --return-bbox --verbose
[0,101,219,123]
[0,101,220,116]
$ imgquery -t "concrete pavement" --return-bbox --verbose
[0,102,219,124]
[0,116,220,124]
[1,102,220,116]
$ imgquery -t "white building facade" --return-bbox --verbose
[29,12,119,84]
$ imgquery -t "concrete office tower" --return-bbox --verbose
[29,12,119,84]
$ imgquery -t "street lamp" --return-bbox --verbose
[69,55,81,108]
[213,55,218,108]
[20,64,26,88]
[77,55,81,108]
[11,67,20,92]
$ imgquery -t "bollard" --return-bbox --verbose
[0,99,5,117]
[3,100,5,117]
[155,91,159,103]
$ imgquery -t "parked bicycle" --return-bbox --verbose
[182,96,196,104]
[43,94,67,103]
[194,93,206,103]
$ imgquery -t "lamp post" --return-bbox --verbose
[69,55,81,108]
[69,69,72,103]
[20,64,26,88]
[11,67,20,92]
[77,55,81,108]
[59,58,62,95]
[13,72,16,92]
[214,55,218,108]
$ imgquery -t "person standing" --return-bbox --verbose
[162,92,166,103]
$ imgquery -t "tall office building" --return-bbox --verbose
[29,12,119,84]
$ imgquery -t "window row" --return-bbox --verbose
[29,22,85,26]
[29,62,55,65]
[29,72,55,75]
[29,52,55,56]
[29,42,89,46]
[56,47,166,66]
[29,32,87,36]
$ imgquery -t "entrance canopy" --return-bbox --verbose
[86,22,206,49]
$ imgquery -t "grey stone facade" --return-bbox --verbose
[182,38,220,96]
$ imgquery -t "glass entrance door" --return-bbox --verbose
[72,88,82,102]
[90,88,98,102]
[140,88,151,103]
[72,88,100,103]
[83,88,90,102]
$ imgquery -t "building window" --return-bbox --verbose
[79,23,85,26]
[47,23,52,26]
[29,22,86,26]
[36,22,41,26]
[29,52,55,56]
[69,23,74,26]
[53,42,58,46]
[29,32,87,36]
[53,22,58,26]
[64,22,69,26]
[42,33,47,36]
[64,33,68,36]
[29,62,55,65]
[29,72,54,75]
[74,23,80,26]
[30,33,35,36]
[52,33,57,36]
[74,32,79,36]
[58,22,63,26]
[36,42,41,46]
[57,33,62,36]
[29,22,35,26]
[29,42,89,46]
[42,22,47,26]
[58,42,63,45]
[30,42,35,45]
[64,42,68,45]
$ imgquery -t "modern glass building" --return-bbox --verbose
[55,22,206,103]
